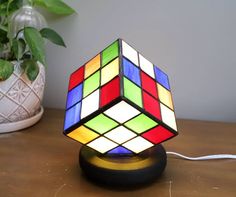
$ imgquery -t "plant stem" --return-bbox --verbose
[6,0,13,47]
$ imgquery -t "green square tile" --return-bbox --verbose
[85,114,118,134]
[102,40,119,67]
[83,71,100,97]
[124,114,158,134]
[124,77,142,107]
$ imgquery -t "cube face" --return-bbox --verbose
[64,39,178,154]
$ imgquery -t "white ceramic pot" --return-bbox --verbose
[0,61,45,133]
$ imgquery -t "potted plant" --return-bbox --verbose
[0,0,75,133]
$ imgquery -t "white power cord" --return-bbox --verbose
[166,151,236,160]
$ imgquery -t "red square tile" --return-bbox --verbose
[141,71,158,99]
[142,125,174,144]
[101,77,120,107]
[143,91,161,120]
[68,66,84,90]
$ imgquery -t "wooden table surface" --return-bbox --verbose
[0,108,235,197]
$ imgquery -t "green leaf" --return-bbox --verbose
[0,59,14,81]
[23,27,46,65]
[8,0,23,14]
[12,38,26,60]
[40,28,66,47]
[21,59,39,81]
[34,0,75,15]
[0,2,8,16]
[0,0,8,4]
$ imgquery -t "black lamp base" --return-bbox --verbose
[79,145,167,187]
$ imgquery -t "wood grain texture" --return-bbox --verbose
[0,108,235,197]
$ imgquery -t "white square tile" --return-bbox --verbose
[139,54,155,78]
[122,136,154,153]
[122,40,139,66]
[81,89,99,119]
[160,103,177,131]
[87,136,118,153]
[105,126,137,144]
[104,101,140,123]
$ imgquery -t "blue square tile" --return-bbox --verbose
[64,102,81,130]
[154,66,170,90]
[107,146,132,155]
[123,57,141,86]
[66,83,83,109]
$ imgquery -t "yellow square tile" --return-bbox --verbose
[101,57,119,86]
[85,54,100,78]
[67,126,99,144]
[157,83,174,110]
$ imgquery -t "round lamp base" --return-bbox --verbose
[79,145,167,187]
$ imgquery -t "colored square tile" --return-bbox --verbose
[64,102,81,130]
[123,77,142,108]
[84,54,100,78]
[81,90,99,119]
[104,101,140,123]
[124,114,158,134]
[160,103,177,131]
[141,71,158,99]
[157,83,173,110]
[87,137,118,153]
[100,77,120,107]
[142,125,174,144]
[122,40,139,66]
[66,83,83,109]
[67,125,99,144]
[122,136,154,154]
[101,58,119,86]
[68,66,84,91]
[84,114,118,134]
[123,57,141,86]
[83,71,100,97]
[154,66,170,90]
[105,126,137,144]
[102,40,119,67]
[139,54,155,78]
[108,146,133,155]
[143,91,161,120]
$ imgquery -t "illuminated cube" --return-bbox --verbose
[64,39,178,154]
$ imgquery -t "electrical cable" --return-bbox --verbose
[166,151,236,160]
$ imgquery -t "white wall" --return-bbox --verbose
[43,0,236,122]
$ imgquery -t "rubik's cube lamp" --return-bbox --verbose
[64,39,178,186]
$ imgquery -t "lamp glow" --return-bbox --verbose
[104,126,137,144]
[104,101,140,123]
[63,39,178,186]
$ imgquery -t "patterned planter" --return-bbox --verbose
[0,61,45,133]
